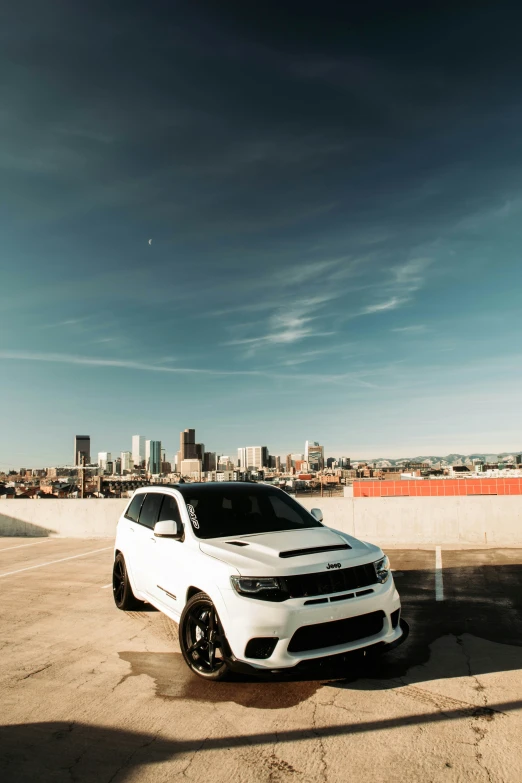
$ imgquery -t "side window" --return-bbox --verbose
[124,493,145,523]
[158,494,182,524]
[138,493,164,530]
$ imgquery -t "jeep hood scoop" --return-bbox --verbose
[199,527,380,577]
[279,543,350,559]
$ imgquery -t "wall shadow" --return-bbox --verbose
[1,703,520,783]
[0,514,56,537]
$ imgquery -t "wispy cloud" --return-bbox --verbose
[352,257,431,318]
[209,258,352,319]
[392,257,432,290]
[227,330,335,349]
[0,351,260,377]
[271,256,350,287]
[278,343,354,366]
[360,296,408,315]
[223,294,339,353]
[392,324,427,333]
[209,301,276,318]
[43,317,91,329]
[0,349,384,388]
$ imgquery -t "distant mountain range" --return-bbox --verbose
[352,452,521,467]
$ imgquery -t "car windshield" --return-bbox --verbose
[176,483,322,539]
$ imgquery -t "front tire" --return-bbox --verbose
[179,592,230,680]
[112,553,143,610]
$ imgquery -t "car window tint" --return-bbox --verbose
[180,486,321,539]
[139,493,164,529]
[124,493,145,523]
[268,495,307,526]
[158,494,181,524]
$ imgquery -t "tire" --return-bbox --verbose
[112,553,143,610]
[179,592,230,681]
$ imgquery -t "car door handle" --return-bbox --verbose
[129,527,135,533]
[150,537,156,543]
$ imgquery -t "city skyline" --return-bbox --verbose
[2,4,522,466]
[1,423,520,473]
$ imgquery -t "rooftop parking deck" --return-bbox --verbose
[1,538,521,782]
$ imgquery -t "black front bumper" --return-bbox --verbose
[223,618,410,678]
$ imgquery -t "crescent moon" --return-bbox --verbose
[148,239,152,245]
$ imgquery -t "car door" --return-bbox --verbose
[148,493,185,617]
[132,492,164,597]
[119,492,146,591]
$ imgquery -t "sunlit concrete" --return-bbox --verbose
[1,539,521,782]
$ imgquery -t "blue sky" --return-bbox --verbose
[1,1,522,467]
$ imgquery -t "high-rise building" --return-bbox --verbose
[286,454,292,472]
[132,435,145,468]
[237,448,247,469]
[203,452,217,471]
[181,459,201,477]
[245,446,268,470]
[218,456,235,470]
[98,452,111,470]
[305,441,324,470]
[121,451,133,473]
[147,440,162,474]
[74,435,91,465]
[275,456,281,472]
[180,429,196,460]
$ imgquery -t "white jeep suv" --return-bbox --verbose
[113,482,407,680]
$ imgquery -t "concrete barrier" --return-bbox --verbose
[299,496,522,546]
[0,499,125,538]
[1,495,521,546]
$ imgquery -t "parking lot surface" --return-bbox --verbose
[0,538,521,782]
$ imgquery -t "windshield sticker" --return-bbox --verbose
[187,504,200,529]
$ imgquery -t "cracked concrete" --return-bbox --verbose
[0,539,521,782]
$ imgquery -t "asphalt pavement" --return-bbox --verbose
[1,538,521,782]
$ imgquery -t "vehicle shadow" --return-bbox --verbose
[116,562,522,708]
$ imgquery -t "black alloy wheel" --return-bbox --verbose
[112,553,142,610]
[179,592,230,680]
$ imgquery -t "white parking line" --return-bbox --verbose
[101,583,112,589]
[0,539,52,553]
[0,547,113,579]
[435,545,444,601]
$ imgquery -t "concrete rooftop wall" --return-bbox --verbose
[299,496,522,545]
[0,499,125,538]
[1,494,521,546]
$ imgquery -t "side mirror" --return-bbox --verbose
[311,508,323,522]
[154,519,183,539]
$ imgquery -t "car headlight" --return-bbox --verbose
[230,576,286,601]
[373,555,390,584]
